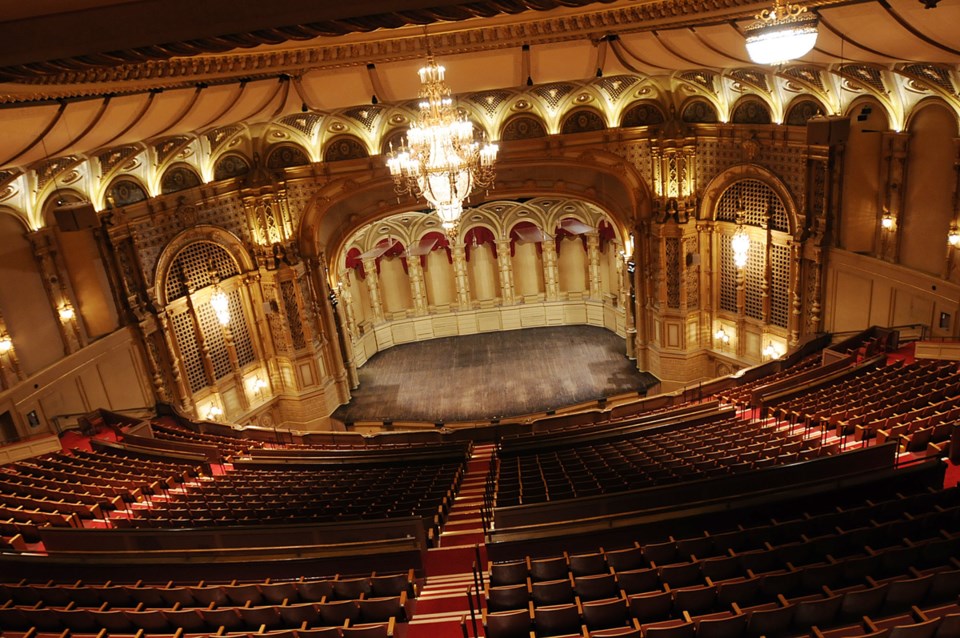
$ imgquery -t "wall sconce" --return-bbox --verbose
[58,304,75,321]
[0,335,12,353]
[619,234,635,263]
[714,328,730,346]
[948,224,960,248]
[763,342,784,360]
[881,212,895,230]
[206,405,224,420]
[251,376,268,400]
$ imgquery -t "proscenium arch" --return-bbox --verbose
[299,150,655,283]
[154,225,256,307]
[699,164,801,239]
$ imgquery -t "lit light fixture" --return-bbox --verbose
[744,0,819,65]
[252,376,268,399]
[948,224,960,247]
[206,405,224,420]
[881,212,895,230]
[763,342,784,360]
[0,336,12,353]
[210,286,230,326]
[714,328,730,345]
[386,56,498,234]
[731,201,750,269]
[58,305,75,321]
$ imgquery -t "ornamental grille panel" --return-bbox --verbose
[165,242,240,302]
[744,241,764,321]
[171,309,206,393]
[196,302,232,381]
[719,238,737,313]
[281,280,306,350]
[716,180,788,232]
[771,243,790,328]
[229,289,256,367]
[665,237,681,309]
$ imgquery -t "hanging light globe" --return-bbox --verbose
[745,0,819,66]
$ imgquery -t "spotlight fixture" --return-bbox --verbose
[744,0,819,66]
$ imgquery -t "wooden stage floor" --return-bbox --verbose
[332,326,659,424]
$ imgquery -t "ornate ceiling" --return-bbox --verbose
[0,0,957,219]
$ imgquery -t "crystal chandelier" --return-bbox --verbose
[387,57,498,234]
[745,0,819,65]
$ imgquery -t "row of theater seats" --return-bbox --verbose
[494,417,828,507]
[0,449,203,542]
[0,572,416,638]
[714,355,822,410]
[150,421,260,458]
[773,360,958,436]
[121,461,463,528]
[480,478,960,637]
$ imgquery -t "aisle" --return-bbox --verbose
[408,444,493,638]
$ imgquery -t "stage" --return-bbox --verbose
[333,326,659,424]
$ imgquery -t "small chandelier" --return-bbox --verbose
[208,265,230,326]
[745,0,819,65]
[731,200,750,269]
[387,56,498,234]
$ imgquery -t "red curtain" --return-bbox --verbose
[345,247,365,279]
[375,239,408,275]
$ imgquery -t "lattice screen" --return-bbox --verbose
[196,302,232,381]
[229,289,256,367]
[165,242,240,302]
[719,238,736,313]
[770,243,790,328]
[171,309,206,393]
[744,241,764,321]
[281,280,306,350]
[716,179,789,232]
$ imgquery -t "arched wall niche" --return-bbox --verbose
[901,99,959,276]
[840,96,890,255]
[154,225,256,306]
[699,164,800,237]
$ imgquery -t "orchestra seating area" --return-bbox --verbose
[0,328,958,638]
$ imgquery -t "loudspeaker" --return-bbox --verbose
[54,201,98,231]
[806,116,850,146]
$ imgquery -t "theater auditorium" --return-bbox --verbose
[0,1,959,637]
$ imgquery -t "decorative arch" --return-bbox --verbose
[560,109,606,135]
[265,144,310,171]
[105,177,148,207]
[701,165,800,237]
[213,153,251,181]
[160,164,202,195]
[681,99,718,123]
[380,129,407,156]
[785,98,825,126]
[620,101,666,128]
[155,225,254,306]
[500,114,547,141]
[731,98,772,125]
[324,136,369,162]
[903,96,960,133]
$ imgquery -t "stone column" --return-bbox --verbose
[362,258,385,322]
[157,310,194,413]
[586,232,601,299]
[496,238,515,305]
[789,241,802,346]
[29,230,83,354]
[452,240,472,310]
[406,256,429,315]
[542,237,559,301]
